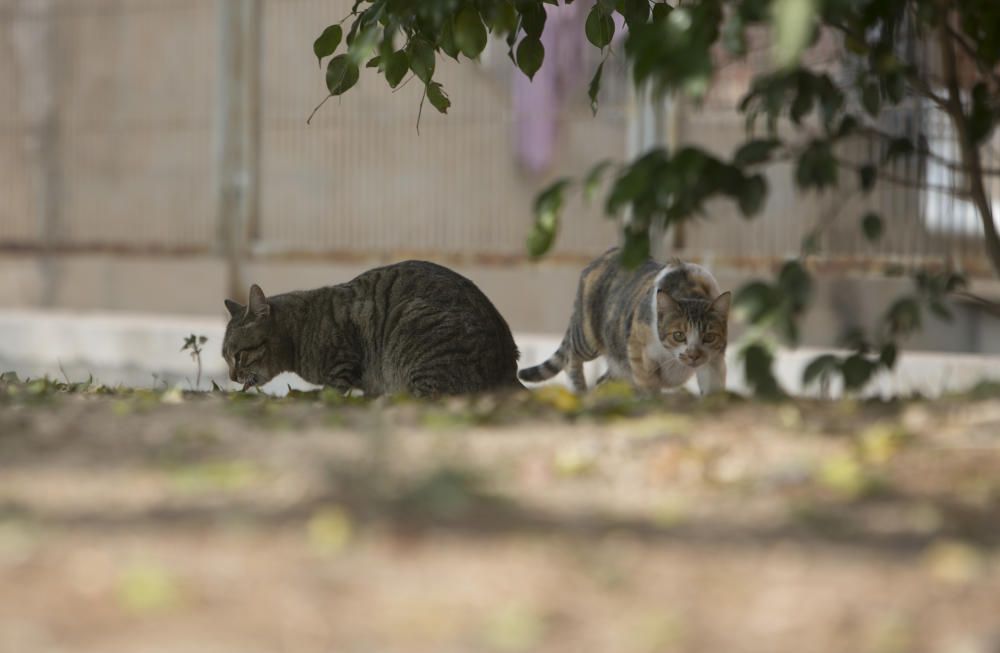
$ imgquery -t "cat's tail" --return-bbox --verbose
[518,339,571,384]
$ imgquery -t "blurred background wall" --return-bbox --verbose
[1,0,999,363]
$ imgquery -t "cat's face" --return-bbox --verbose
[221,285,281,390]
[656,290,731,368]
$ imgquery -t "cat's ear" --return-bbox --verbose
[224,299,245,318]
[656,288,681,314]
[248,284,270,319]
[711,291,732,317]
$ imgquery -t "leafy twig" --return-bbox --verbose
[181,334,209,390]
[306,94,333,125]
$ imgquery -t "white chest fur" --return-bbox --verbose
[643,340,694,388]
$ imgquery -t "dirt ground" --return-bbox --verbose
[1,377,999,653]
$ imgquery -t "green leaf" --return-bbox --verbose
[879,343,897,369]
[733,138,781,166]
[426,81,451,114]
[526,227,556,259]
[795,140,837,190]
[801,232,821,255]
[841,354,875,390]
[845,33,867,54]
[621,0,649,29]
[486,1,519,35]
[439,20,460,59]
[861,212,883,241]
[621,228,650,269]
[861,80,881,117]
[520,3,547,37]
[366,55,381,68]
[516,37,545,80]
[886,297,921,335]
[790,79,815,124]
[742,342,785,398]
[313,25,343,66]
[408,40,435,84]
[859,164,876,192]
[347,24,379,65]
[738,174,767,217]
[534,179,570,218]
[885,137,914,161]
[527,179,571,258]
[722,12,747,55]
[772,0,817,68]
[588,61,604,115]
[945,273,967,292]
[884,72,905,104]
[815,75,844,129]
[778,259,812,309]
[802,354,840,388]
[384,50,409,88]
[585,6,615,48]
[605,160,652,215]
[454,7,488,59]
[837,115,858,138]
[929,299,953,321]
[841,328,871,352]
[651,2,672,22]
[326,54,360,96]
[583,159,614,203]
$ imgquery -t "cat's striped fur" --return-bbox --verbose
[222,261,521,398]
[519,248,730,394]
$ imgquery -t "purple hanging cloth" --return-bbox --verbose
[512,2,588,175]
[512,3,628,174]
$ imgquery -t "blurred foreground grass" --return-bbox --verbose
[1,373,999,652]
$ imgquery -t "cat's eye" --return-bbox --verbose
[672,331,686,342]
[703,333,717,344]
[237,348,255,366]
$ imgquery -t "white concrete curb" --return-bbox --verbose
[1,310,998,398]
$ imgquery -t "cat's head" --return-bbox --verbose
[656,289,731,368]
[222,284,282,390]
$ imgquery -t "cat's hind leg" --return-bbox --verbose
[566,356,588,393]
[594,363,620,387]
[405,375,447,400]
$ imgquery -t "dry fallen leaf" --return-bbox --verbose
[307,506,354,556]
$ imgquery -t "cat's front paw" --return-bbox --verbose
[696,359,727,396]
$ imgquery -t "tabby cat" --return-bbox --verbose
[519,248,731,394]
[222,261,521,397]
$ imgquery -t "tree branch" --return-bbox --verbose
[905,71,952,110]
[939,18,1000,278]
[833,155,970,197]
[953,291,1000,318]
[944,23,1000,93]
[855,124,1000,177]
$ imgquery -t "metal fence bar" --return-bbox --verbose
[216,0,260,300]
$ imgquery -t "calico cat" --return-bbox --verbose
[222,261,521,397]
[519,248,731,395]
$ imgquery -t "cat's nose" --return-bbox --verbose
[229,368,238,383]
